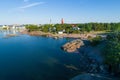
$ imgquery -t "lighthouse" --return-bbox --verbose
[61,18,64,24]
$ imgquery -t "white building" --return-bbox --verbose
[2,25,10,30]
[58,31,63,34]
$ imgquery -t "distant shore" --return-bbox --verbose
[20,30,101,39]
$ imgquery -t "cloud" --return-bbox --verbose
[19,2,45,9]
[8,2,45,13]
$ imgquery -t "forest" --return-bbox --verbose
[25,22,120,33]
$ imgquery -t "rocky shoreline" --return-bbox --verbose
[61,39,84,53]
[61,38,119,80]
[20,30,119,80]
[20,30,97,39]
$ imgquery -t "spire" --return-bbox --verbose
[50,18,52,25]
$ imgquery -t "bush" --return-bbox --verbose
[25,25,39,31]
[72,30,80,34]
[103,32,120,75]
[87,36,92,40]
[90,36,102,46]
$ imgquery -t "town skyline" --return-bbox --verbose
[0,0,120,24]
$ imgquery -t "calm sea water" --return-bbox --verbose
[0,30,82,80]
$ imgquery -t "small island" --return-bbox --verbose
[61,39,84,53]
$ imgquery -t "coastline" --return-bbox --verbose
[20,30,98,39]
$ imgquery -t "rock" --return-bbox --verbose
[64,64,79,70]
[62,39,84,53]
[54,36,58,39]
[71,73,116,80]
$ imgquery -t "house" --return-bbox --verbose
[72,24,80,30]
[15,25,25,30]
[7,25,15,29]
[10,25,25,30]
[12,25,16,29]
[0,25,3,27]
[58,31,63,34]
[2,25,10,30]
[0,25,3,29]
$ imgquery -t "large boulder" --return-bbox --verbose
[62,39,84,53]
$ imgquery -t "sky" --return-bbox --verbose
[0,0,120,24]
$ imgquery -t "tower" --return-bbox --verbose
[61,18,64,24]
[50,18,52,25]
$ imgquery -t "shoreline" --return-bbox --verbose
[20,30,99,39]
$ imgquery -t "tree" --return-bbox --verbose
[41,24,50,32]
[104,32,120,75]
[90,36,102,46]
[25,25,39,31]
[85,23,92,32]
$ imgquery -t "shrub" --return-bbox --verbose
[90,36,102,46]
[103,32,120,75]
[25,25,39,31]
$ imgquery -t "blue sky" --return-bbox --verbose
[0,0,120,24]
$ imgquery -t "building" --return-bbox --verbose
[0,25,3,29]
[58,31,63,34]
[2,25,10,30]
[61,18,64,24]
[72,24,80,30]
[15,25,26,30]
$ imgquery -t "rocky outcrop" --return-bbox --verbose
[71,73,118,80]
[21,30,99,39]
[62,39,84,53]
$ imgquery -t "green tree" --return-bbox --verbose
[90,36,102,46]
[85,23,92,32]
[25,24,39,31]
[104,32,120,75]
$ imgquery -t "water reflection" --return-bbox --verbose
[0,30,20,38]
